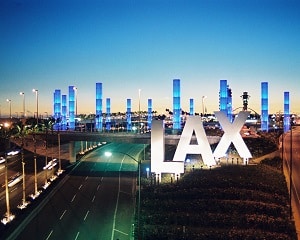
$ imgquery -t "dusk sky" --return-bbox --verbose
[1,0,299,117]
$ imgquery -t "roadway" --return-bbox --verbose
[13,142,144,240]
[0,151,57,216]
[282,126,300,236]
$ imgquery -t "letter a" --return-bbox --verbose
[173,116,216,166]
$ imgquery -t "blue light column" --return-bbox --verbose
[189,98,194,116]
[53,89,61,130]
[62,94,67,130]
[95,82,103,131]
[219,80,228,115]
[284,91,290,133]
[227,87,232,122]
[126,99,132,131]
[147,99,152,129]
[261,82,269,132]
[106,98,111,131]
[68,86,75,130]
[173,79,181,130]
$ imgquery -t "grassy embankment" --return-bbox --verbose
[138,134,296,239]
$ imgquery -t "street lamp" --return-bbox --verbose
[138,89,141,134]
[104,151,141,239]
[6,99,11,119]
[1,122,15,225]
[18,125,30,210]
[30,131,40,200]
[19,92,25,118]
[32,89,38,127]
[202,96,207,116]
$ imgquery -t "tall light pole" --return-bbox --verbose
[32,89,38,127]
[138,89,141,134]
[6,99,11,119]
[104,151,141,239]
[202,96,207,116]
[30,131,39,199]
[1,122,15,224]
[17,125,29,210]
[19,92,25,118]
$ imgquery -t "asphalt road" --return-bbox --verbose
[0,150,63,220]
[14,142,143,240]
[0,139,97,222]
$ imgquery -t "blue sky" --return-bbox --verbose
[1,0,299,117]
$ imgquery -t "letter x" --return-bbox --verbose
[213,111,252,158]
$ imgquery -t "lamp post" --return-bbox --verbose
[1,122,15,224]
[32,89,38,127]
[104,151,141,239]
[18,125,29,209]
[202,96,207,116]
[138,89,141,134]
[19,92,25,118]
[6,99,11,119]
[58,131,62,174]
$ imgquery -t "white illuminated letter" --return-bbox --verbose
[173,116,216,166]
[214,111,252,158]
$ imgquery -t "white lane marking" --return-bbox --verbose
[85,176,88,181]
[59,209,67,220]
[84,210,89,221]
[74,232,80,240]
[71,194,76,202]
[78,184,83,190]
[97,184,101,191]
[111,156,124,240]
[114,228,129,236]
[45,229,53,240]
[92,195,96,202]
[11,187,18,193]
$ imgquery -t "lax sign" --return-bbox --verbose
[151,111,252,176]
